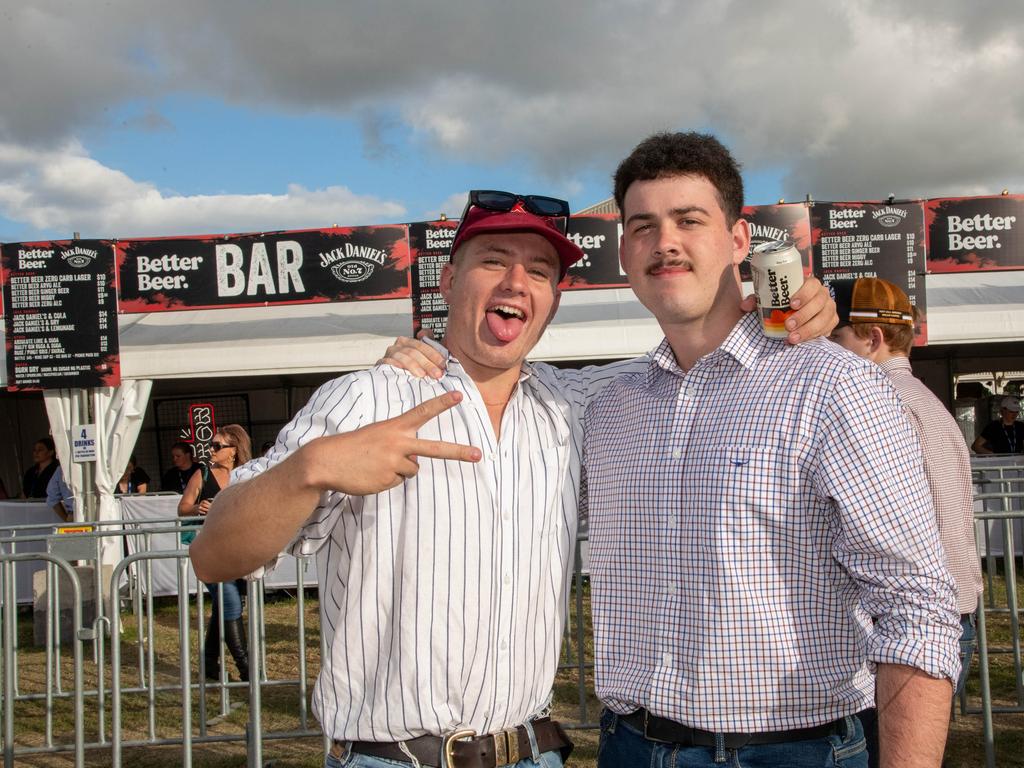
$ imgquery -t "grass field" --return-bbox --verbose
[5,574,1024,767]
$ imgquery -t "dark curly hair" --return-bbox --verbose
[613,132,744,225]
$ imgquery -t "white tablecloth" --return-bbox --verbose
[0,500,73,604]
[118,494,318,597]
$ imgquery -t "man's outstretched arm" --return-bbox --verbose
[190,391,480,582]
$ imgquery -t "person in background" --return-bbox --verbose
[260,441,274,457]
[179,424,253,682]
[972,396,1023,455]
[22,437,58,499]
[117,455,150,494]
[45,465,74,522]
[830,277,984,767]
[161,442,201,493]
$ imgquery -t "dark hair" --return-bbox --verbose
[36,436,55,453]
[217,424,252,468]
[613,132,744,225]
[171,441,195,457]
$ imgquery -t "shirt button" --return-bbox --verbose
[503,574,511,585]
[670,449,682,459]
[666,517,678,528]
[666,583,677,595]
[488,452,497,461]
[500,639,508,650]
[662,652,673,667]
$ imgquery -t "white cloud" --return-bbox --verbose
[1,0,1022,208]
[423,191,469,222]
[0,142,406,238]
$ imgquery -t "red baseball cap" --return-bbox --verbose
[450,203,584,278]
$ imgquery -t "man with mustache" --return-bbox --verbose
[584,133,959,768]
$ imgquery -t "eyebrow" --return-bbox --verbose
[625,205,711,227]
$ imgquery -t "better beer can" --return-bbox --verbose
[749,240,805,338]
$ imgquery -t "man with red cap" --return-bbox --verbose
[192,190,835,768]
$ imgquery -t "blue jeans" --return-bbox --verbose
[597,709,867,768]
[206,579,246,620]
[957,611,976,697]
[324,748,563,768]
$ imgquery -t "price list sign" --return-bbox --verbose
[2,240,120,390]
[811,202,928,344]
[409,220,458,338]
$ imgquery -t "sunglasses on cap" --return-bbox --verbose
[210,441,234,452]
[457,190,570,229]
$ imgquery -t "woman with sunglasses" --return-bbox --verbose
[178,424,253,682]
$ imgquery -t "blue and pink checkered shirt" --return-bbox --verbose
[582,313,960,732]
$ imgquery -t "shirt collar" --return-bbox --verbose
[878,355,912,376]
[647,313,768,379]
[425,337,533,385]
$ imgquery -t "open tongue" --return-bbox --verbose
[486,310,525,343]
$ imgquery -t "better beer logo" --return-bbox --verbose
[62,246,99,268]
[319,243,388,283]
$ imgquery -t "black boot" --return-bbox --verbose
[203,616,221,681]
[223,617,250,682]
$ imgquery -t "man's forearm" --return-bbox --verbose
[189,449,323,582]
[876,663,952,768]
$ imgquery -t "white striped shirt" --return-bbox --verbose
[235,342,639,741]
[582,313,961,732]
[879,356,983,614]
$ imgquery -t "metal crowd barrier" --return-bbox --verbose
[1,494,1022,767]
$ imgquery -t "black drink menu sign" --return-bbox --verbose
[811,202,928,344]
[2,240,120,390]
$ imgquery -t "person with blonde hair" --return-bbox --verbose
[179,424,252,681]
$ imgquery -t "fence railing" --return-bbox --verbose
[1,482,1021,767]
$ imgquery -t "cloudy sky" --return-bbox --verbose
[0,0,1020,242]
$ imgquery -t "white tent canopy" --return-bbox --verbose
[111,271,1024,380]
[3,269,1022,531]
[3,271,1024,386]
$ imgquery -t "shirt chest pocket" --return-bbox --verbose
[692,446,798,553]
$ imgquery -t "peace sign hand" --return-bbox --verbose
[299,391,481,497]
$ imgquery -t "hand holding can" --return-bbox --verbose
[749,240,806,338]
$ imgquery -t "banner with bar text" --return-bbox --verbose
[116,225,410,313]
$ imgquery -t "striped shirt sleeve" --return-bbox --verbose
[232,371,373,575]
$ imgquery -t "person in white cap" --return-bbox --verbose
[972,396,1024,455]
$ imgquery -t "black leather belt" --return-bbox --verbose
[622,708,845,749]
[331,717,572,768]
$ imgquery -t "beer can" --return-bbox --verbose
[749,240,805,338]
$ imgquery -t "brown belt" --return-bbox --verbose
[622,708,846,749]
[331,717,573,768]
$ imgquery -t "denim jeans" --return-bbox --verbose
[206,578,246,620]
[597,709,867,768]
[324,748,563,768]
[956,611,977,697]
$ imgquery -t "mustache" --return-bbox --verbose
[647,257,693,275]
